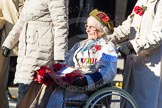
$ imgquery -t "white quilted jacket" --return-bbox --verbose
[2,0,69,84]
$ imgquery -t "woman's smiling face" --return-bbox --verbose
[86,16,105,40]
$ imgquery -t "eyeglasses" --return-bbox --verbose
[85,24,97,31]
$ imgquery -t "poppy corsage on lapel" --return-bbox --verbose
[94,45,101,51]
[91,44,101,54]
[134,5,147,16]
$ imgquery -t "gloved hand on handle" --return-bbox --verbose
[118,41,135,57]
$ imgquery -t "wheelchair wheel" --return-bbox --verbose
[84,87,138,108]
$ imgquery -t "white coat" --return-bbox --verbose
[2,0,69,84]
[110,0,162,108]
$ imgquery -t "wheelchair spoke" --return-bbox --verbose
[84,87,138,108]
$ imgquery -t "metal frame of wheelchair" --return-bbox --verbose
[64,83,138,108]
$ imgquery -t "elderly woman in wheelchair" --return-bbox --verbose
[19,9,138,108]
[45,9,119,108]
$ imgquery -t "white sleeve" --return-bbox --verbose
[130,0,162,53]
[2,6,26,49]
[48,0,69,60]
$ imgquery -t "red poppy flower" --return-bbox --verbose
[134,5,147,16]
[63,70,83,84]
[33,63,84,86]
[96,13,110,22]
[43,73,56,86]
[102,16,110,22]
[94,45,101,51]
[51,63,66,72]
[33,63,66,85]
[33,65,54,85]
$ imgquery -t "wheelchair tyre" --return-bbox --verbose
[84,87,138,108]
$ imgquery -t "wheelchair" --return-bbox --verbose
[64,82,138,108]
[56,56,138,108]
